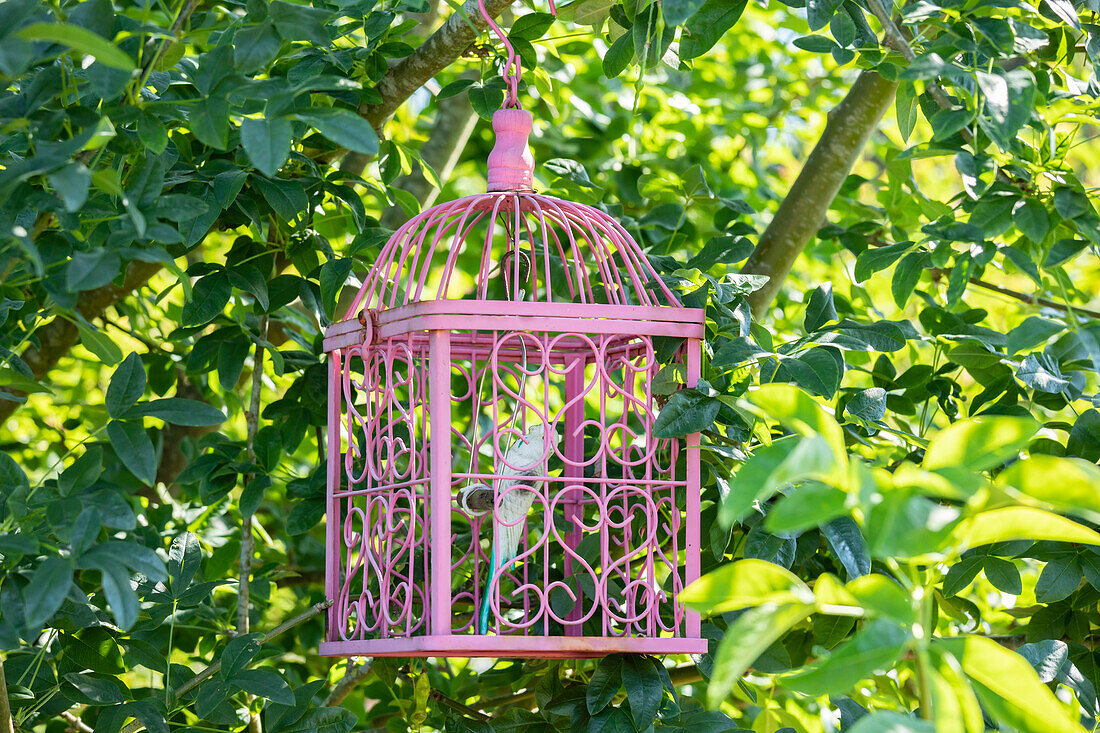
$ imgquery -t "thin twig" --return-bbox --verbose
[239,315,267,733]
[323,661,375,707]
[60,711,94,733]
[959,272,1100,320]
[117,601,333,733]
[238,316,267,633]
[395,672,491,722]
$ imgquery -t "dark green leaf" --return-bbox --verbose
[586,655,622,713]
[678,0,747,59]
[23,557,74,627]
[621,655,662,728]
[106,420,157,484]
[1035,556,1081,603]
[107,352,145,418]
[241,117,293,177]
[132,398,226,426]
[652,389,720,438]
[231,669,294,704]
[297,108,379,155]
[822,517,871,579]
[169,532,202,596]
[182,272,231,326]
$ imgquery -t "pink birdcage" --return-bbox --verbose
[320,1,705,659]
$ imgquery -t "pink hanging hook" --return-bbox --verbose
[476,0,557,109]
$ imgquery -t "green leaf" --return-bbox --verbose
[23,557,74,627]
[107,352,145,418]
[106,420,157,485]
[194,680,231,719]
[846,713,934,733]
[682,559,813,615]
[936,635,1086,733]
[707,602,813,708]
[509,12,555,40]
[943,555,984,597]
[221,633,263,678]
[297,108,379,155]
[59,446,103,496]
[865,493,959,560]
[891,251,925,308]
[746,383,847,461]
[765,481,847,533]
[18,22,136,71]
[602,31,635,78]
[1068,409,1100,462]
[64,673,131,704]
[953,507,1100,550]
[278,707,357,733]
[231,669,295,704]
[782,619,910,696]
[269,0,331,44]
[60,628,126,675]
[1013,199,1051,243]
[652,389,719,438]
[621,655,662,728]
[663,0,707,27]
[190,96,230,150]
[49,163,92,212]
[1007,316,1064,355]
[1054,187,1091,220]
[804,283,837,332]
[586,654,622,713]
[998,455,1100,522]
[168,532,202,596]
[320,258,354,321]
[678,0,747,59]
[235,20,282,73]
[806,0,842,30]
[975,68,1035,149]
[252,176,308,222]
[182,272,231,326]
[1035,556,1081,603]
[67,249,121,292]
[845,574,913,623]
[1017,353,1070,393]
[822,517,871,579]
[982,557,1022,595]
[90,555,140,629]
[132,398,226,426]
[923,416,1040,472]
[84,540,167,581]
[854,242,912,283]
[241,117,293,177]
[846,387,887,421]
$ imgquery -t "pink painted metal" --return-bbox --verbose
[321,0,704,660]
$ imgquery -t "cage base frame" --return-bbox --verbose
[320,636,708,658]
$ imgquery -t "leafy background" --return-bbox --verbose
[2,0,1100,731]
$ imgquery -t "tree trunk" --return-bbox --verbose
[741,70,898,317]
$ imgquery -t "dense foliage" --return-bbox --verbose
[2,0,1100,731]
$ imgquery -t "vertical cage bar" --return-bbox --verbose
[684,337,702,639]
[325,350,343,640]
[563,356,585,635]
[429,329,453,637]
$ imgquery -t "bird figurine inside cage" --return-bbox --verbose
[319,1,706,659]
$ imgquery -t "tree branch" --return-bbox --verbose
[323,660,375,707]
[0,260,163,425]
[117,600,333,733]
[379,71,479,229]
[342,0,515,175]
[741,70,898,316]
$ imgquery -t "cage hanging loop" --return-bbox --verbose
[476,0,557,110]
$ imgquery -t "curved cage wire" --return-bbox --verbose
[345,191,682,317]
[322,108,706,659]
